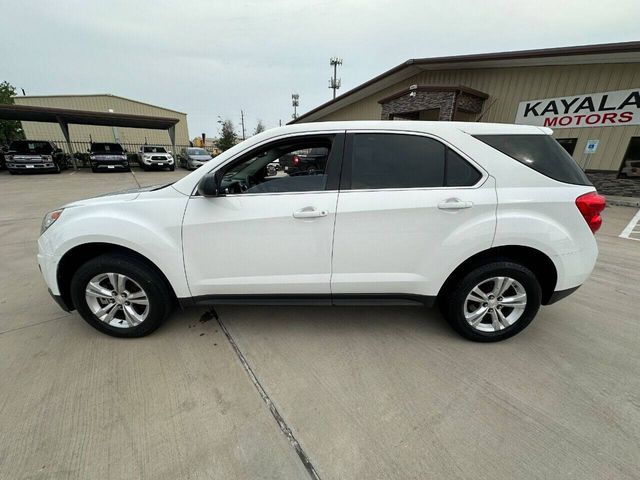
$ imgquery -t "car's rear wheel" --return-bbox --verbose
[70,254,172,337]
[440,261,541,342]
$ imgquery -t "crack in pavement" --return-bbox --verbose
[212,308,322,480]
[0,314,71,336]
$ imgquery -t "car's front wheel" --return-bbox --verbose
[440,261,541,342]
[70,254,172,337]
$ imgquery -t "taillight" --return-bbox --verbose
[575,192,606,233]
[292,155,300,166]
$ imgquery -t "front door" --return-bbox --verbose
[182,133,344,299]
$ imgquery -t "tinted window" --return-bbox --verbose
[91,143,124,153]
[10,141,53,154]
[350,134,445,189]
[475,134,591,185]
[446,149,481,186]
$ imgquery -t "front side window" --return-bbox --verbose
[349,134,445,189]
[218,136,334,194]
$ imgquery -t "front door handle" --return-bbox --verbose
[438,198,473,210]
[293,207,328,219]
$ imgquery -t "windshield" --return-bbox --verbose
[142,146,167,153]
[187,148,209,156]
[10,141,53,154]
[91,143,124,153]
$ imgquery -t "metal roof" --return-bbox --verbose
[290,41,640,124]
[0,104,179,129]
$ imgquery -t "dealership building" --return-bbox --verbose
[14,94,190,147]
[292,41,640,196]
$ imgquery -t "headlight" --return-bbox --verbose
[143,154,151,159]
[41,209,64,234]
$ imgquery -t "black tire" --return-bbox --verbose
[440,261,542,342]
[70,254,173,338]
[53,163,62,174]
[169,165,175,171]
[91,163,98,173]
[9,170,18,175]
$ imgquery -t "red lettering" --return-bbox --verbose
[619,111,634,123]
[586,114,601,125]
[559,116,572,126]
[574,114,586,125]
[601,112,617,124]
[543,117,558,127]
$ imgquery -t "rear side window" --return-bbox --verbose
[350,134,445,189]
[446,149,481,186]
[474,134,591,185]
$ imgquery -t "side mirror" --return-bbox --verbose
[87,149,91,153]
[197,172,221,197]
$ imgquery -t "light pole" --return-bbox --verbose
[292,93,299,120]
[329,57,342,99]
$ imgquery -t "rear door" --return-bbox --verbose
[330,131,497,301]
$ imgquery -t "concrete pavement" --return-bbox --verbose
[1,168,639,479]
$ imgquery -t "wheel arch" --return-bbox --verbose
[57,242,178,311]
[438,245,558,305]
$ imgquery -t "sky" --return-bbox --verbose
[2,0,640,139]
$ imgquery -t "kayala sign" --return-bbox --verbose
[515,88,640,128]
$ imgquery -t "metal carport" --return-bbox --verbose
[0,104,179,169]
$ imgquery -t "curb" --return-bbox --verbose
[605,196,640,208]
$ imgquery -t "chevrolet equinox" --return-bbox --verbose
[38,122,605,341]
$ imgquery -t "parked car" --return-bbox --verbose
[88,142,130,172]
[38,121,604,341]
[137,145,175,171]
[278,147,328,175]
[619,159,640,178]
[178,147,212,170]
[5,140,70,174]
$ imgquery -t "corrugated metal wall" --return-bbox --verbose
[316,63,640,172]
[14,95,190,147]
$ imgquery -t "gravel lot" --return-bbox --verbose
[1,168,639,479]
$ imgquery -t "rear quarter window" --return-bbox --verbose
[474,134,591,186]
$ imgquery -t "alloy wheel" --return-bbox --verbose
[464,276,527,333]
[85,272,149,328]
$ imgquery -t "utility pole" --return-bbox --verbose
[240,109,246,140]
[279,119,282,127]
[291,93,299,120]
[329,57,343,99]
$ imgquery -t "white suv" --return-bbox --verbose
[38,122,605,342]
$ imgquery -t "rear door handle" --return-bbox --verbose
[293,207,328,219]
[438,198,473,210]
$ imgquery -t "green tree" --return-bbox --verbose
[253,120,265,135]
[217,119,237,151]
[0,81,25,145]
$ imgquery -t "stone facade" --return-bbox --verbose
[380,87,486,121]
[587,172,640,198]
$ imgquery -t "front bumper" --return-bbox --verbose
[48,288,71,312]
[143,158,174,167]
[8,162,57,171]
